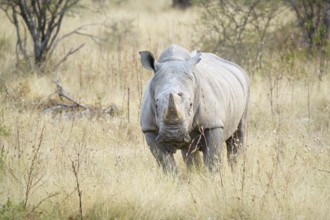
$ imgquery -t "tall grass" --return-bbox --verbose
[0,1,329,219]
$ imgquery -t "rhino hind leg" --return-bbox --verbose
[225,130,240,165]
[226,110,247,165]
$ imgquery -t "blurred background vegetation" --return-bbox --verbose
[0,0,327,84]
[0,0,329,74]
[0,0,329,219]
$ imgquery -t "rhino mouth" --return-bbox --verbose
[156,123,191,147]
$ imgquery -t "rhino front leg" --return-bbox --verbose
[144,132,177,173]
[181,133,202,169]
[202,128,224,171]
[181,148,201,169]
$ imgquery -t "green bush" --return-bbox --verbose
[0,199,26,220]
[0,37,10,59]
[0,110,9,137]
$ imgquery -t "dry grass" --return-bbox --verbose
[0,1,329,219]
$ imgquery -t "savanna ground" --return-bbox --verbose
[0,0,329,219]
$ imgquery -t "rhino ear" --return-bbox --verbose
[139,51,157,72]
[189,50,202,66]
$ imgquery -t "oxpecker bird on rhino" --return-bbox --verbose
[139,44,250,173]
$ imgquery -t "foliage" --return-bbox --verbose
[0,36,10,60]
[197,0,329,79]
[198,0,281,67]
[0,145,6,174]
[284,0,330,79]
[0,110,9,137]
[0,199,26,220]
[0,110,8,175]
[286,0,330,52]
[101,19,136,50]
[0,0,82,68]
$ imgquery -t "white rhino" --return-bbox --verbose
[139,44,250,172]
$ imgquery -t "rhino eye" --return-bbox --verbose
[190,103,193,108]
[178,92,183,97]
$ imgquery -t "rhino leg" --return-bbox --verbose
[226,110,247,165]
[226,131,240,165]
[181,148,202,169]
[202,128,224,172]
[181,131,203,169]
[144,132,177,173]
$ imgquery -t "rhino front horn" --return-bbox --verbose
[164,93,182,124]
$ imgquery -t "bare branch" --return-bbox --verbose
[28,192,60,216]
[0,0,83,66]
[1,0,111,68]
[318,169,330,174]
[24,124,45,207]
[12,8,30,62]
[49,21,106,57]
[53,79,87,109]
[199,0,280,65]
[72,160,83,220]
[74,31,106,44]
[54,43,85,70]
[7,167,24,187]
[0,4,14,23]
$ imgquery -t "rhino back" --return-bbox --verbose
[194,53,250,140]
[158,44,192,62]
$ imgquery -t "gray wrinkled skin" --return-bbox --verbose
[139,44,250,173]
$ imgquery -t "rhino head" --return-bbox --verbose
[139,48,201,147]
